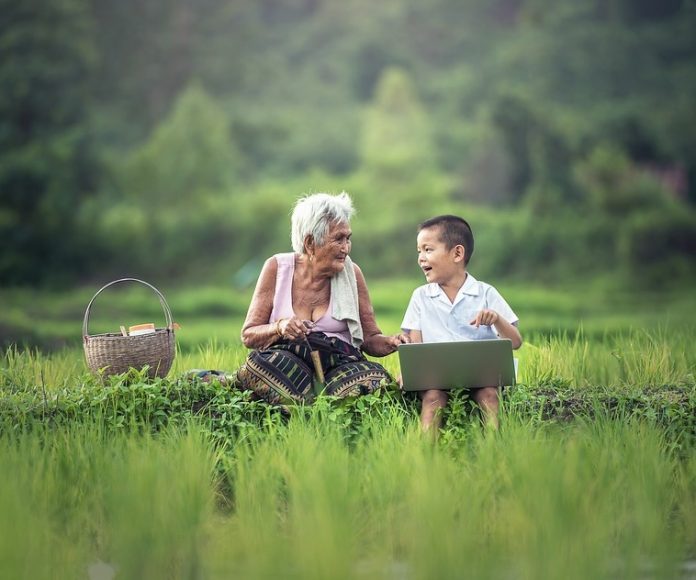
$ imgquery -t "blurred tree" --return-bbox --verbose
[360,67,437,180]
[573,144,671,216]
[120,82,241,205]
[91,0,195,133]
[351,41,405,102]
[258,0,320,25]
[489,94,576,208]
[496,0,696,201]
[0,0,98,284]
[88,82,245,278]
[2,0,695,285]
[489,96,534,203]
[618,208,696,283]
[457,130,515,205]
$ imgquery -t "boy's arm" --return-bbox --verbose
[405,329,422,344]
[470,310,523,350]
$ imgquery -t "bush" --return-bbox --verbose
[477,209,617,281]
[2,373,694,451]
[360,67,438,179]
[573,144,672,215]
[119,82,242,204]
[618,208,696,282]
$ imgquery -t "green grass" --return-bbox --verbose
[1,283,695,578]
[2,279,695,350]
[0,412,694,579]
[2,326,693,394]
[517,327,695,387]
[2,279,695,393]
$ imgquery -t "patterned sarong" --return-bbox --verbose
[236,332,391,405]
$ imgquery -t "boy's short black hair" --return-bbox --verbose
[419,215,474,265]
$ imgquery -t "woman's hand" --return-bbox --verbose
[386,332,411,349]
[241,258,318,348]
[353,263,411,356]
[278,317,314,341]
[364,332,410,356]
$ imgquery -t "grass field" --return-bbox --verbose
[1,281,695,579]
[2,277,695,351]
[0,406,694,579]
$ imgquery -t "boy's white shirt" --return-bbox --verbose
[401,273,518,343]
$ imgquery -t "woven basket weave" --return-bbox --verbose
[83,278,176,378]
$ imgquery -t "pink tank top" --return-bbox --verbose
[270,253,352,344]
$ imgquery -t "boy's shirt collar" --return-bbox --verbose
[425,272,480,301]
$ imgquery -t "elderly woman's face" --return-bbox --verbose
[313,220,352,273]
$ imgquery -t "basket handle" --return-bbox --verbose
[82,278,174,337]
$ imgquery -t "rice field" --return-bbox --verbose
[0,404,694,579]
[1,282,695,579]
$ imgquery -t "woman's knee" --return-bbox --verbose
[241,349,314,403]
[325,361,390,397]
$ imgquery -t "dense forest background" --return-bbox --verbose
[1,0,695,287]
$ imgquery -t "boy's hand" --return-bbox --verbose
[470,309,499,328]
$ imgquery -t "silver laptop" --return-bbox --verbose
[398,339,516,391]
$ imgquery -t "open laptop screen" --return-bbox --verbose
[397,339,516,391]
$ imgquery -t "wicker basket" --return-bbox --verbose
[83,278,176,378]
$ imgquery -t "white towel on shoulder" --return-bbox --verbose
[331,256,363,348]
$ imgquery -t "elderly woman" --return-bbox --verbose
[237,192,407,404]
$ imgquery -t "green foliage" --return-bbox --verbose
[455,125,516,205]
[3,276,696,354]
[618,208,696,282]
[0,424,217,579]
[346,170,454,277]
[360,67,437,180]
[509,383,696,450]
[574,144,672,215]
[0,369,280,439]
[489,94,577,208]
[2,0,696,285]
[1,308,695,577]
[467,207,620,281]
[120,82,241,204]
[0,0,98,283]
[1,411,694,578]
[2,319,695,446]
[1,368,695,451]
[83,83,284,277]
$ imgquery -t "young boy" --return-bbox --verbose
[401,215,522,433]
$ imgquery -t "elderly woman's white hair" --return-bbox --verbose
[291,192,355,254]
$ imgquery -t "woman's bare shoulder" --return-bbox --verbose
[259,255,279,277]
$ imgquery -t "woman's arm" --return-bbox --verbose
[354,264,408,356]
[241,257,311,348]
[241,257,283,349]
